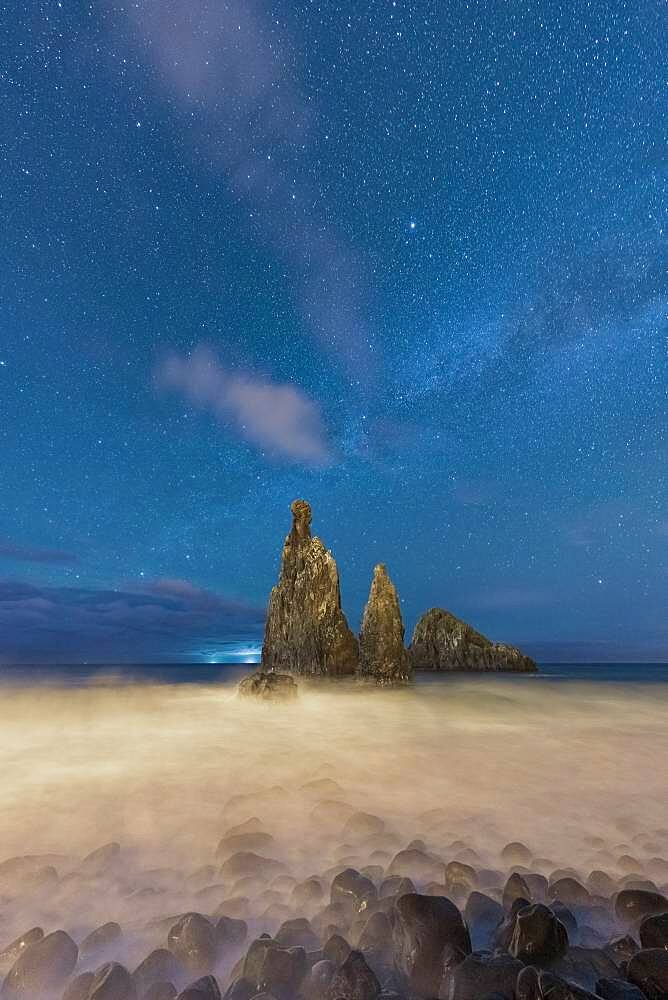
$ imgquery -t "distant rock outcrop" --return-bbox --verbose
[358,564,411,684]
[409,608,537,672]
[261,500,359,676]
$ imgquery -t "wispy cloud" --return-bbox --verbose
[0,577,264,664]
[119,0,370,371]
[0,542,78,565]
[156,346,331,464]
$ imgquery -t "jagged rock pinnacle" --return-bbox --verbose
[261,500,359,676]
[358,563,412,684]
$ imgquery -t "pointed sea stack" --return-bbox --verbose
[358,564,412,684]
[262,499,359,676]
[409,608,537,672]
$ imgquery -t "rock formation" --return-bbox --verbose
[261,500,359,676]
[409,608,537,672]
[237,671,298,702]
[358,564,411,684]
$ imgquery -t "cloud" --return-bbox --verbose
[118,0,371,371]
[0,542,78,565]
[156,346,331,464]
[0,577,264,664]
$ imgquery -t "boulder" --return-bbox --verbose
[626,948,668,1000]
[408,608,537,672]
[237,673,298,702]
[261,500,359,676]
[327,950,380,1000]
[167,915,218,975]
[86,962,136,1000]
[439,951,523,1000]
[507,903,569,964]
[358,565,411,685]
[176,977,221,1000]
[392,893,471,996]
[639,911,668,948]
[2,929,78,996]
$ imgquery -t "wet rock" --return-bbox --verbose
[358,564,411,685]
[216,834,275,860]
[502,843,532,866]
[595,978,647,1000]
[615,890,668,926]
[274,920,320,952]
[80,924,123,961]
[343,813,385,842]
[175,977,221,1000]
[86,962,136,1000]
[241,939,308,1000]
[328,950,380,1000]
[463,893,504,951]
[388,850,445,884]
[292,879,326,909]
[133,950,186,996]
[503,873,531,909]
[379,877,415,899]
[392,893,471,996]
[445,862,477,894]
[322,935,351,965]
[626,948,668,1000]
[494,898,531,951]
[548,878,591,906]
[168,915,218,975]
[408,608,537,672]
[302,960,335,1000]
[0,928,44,967]
[215,917,247,949]
[604,936,639,967]
[357,912,394,972]
[587,871,617,897]
[237,673,298,703]
[143,985,178,1000]
[3,929,78,996]
[331,870,378,916]
[639,911,668,948]
[261,500,359,676]
[220,854,286,881]
[439,951,523,1000]
[63,973,95,1000]
[508,903,569,964]
[550,947,620,992]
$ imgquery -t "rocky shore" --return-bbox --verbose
[262,500,536,683]
[2,797,666,1000]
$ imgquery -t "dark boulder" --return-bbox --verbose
[508,903,569,964]
[0,928,44,967]
[3,929,78,996]
[392,893,471,997]
[626,948,668,1000]
[175,977,221,1000]
[143,985,178,1000]
[274,920,319,952]
[86,962,136,1000]
[80,924,123,960]
[63,973,95,1000]
[328,950,380,1000]
[331,870,378,917]
[639,911,668,949]
[168,916,218,975]
[615,891,668,926]
[237,673,298,703]
[133,951,186,995]
[215,918,247,949]
[595,978,647,1000]
[439,951,523,1000]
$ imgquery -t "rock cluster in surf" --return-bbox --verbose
[261,500,536,682]
[2,794,667,1000]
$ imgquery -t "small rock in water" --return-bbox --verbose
[63,972,95,1000]
[639,911,668,948]
[176,976,221,1000]
[508,902,569,964]
[237,672,298,702]
[626,948,668,1000]
[0,927,44,966]
[80,923,123,960]
[327,950,380,1000]
[86,962,136,1000]
[392,893,471,996]
[440,951,523,1000]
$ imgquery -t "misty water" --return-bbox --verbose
[1,666,667,996]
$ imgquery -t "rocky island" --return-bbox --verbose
[259,500,536,684]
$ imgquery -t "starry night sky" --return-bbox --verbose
[1,1,665,664]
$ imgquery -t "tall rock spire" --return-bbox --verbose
[358,564,412,684]
[262,500,359,676]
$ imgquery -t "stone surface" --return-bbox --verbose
[2,929,77,996]
[262,500,359,676]
[392,893,471,997]
[408,608,537,672]
[237,672,298,702]
[358,565,411,685]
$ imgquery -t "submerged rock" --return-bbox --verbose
[358,564,411,685]
[262,500,359,676]
[408,608,537,672]
[237,672,298,702]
